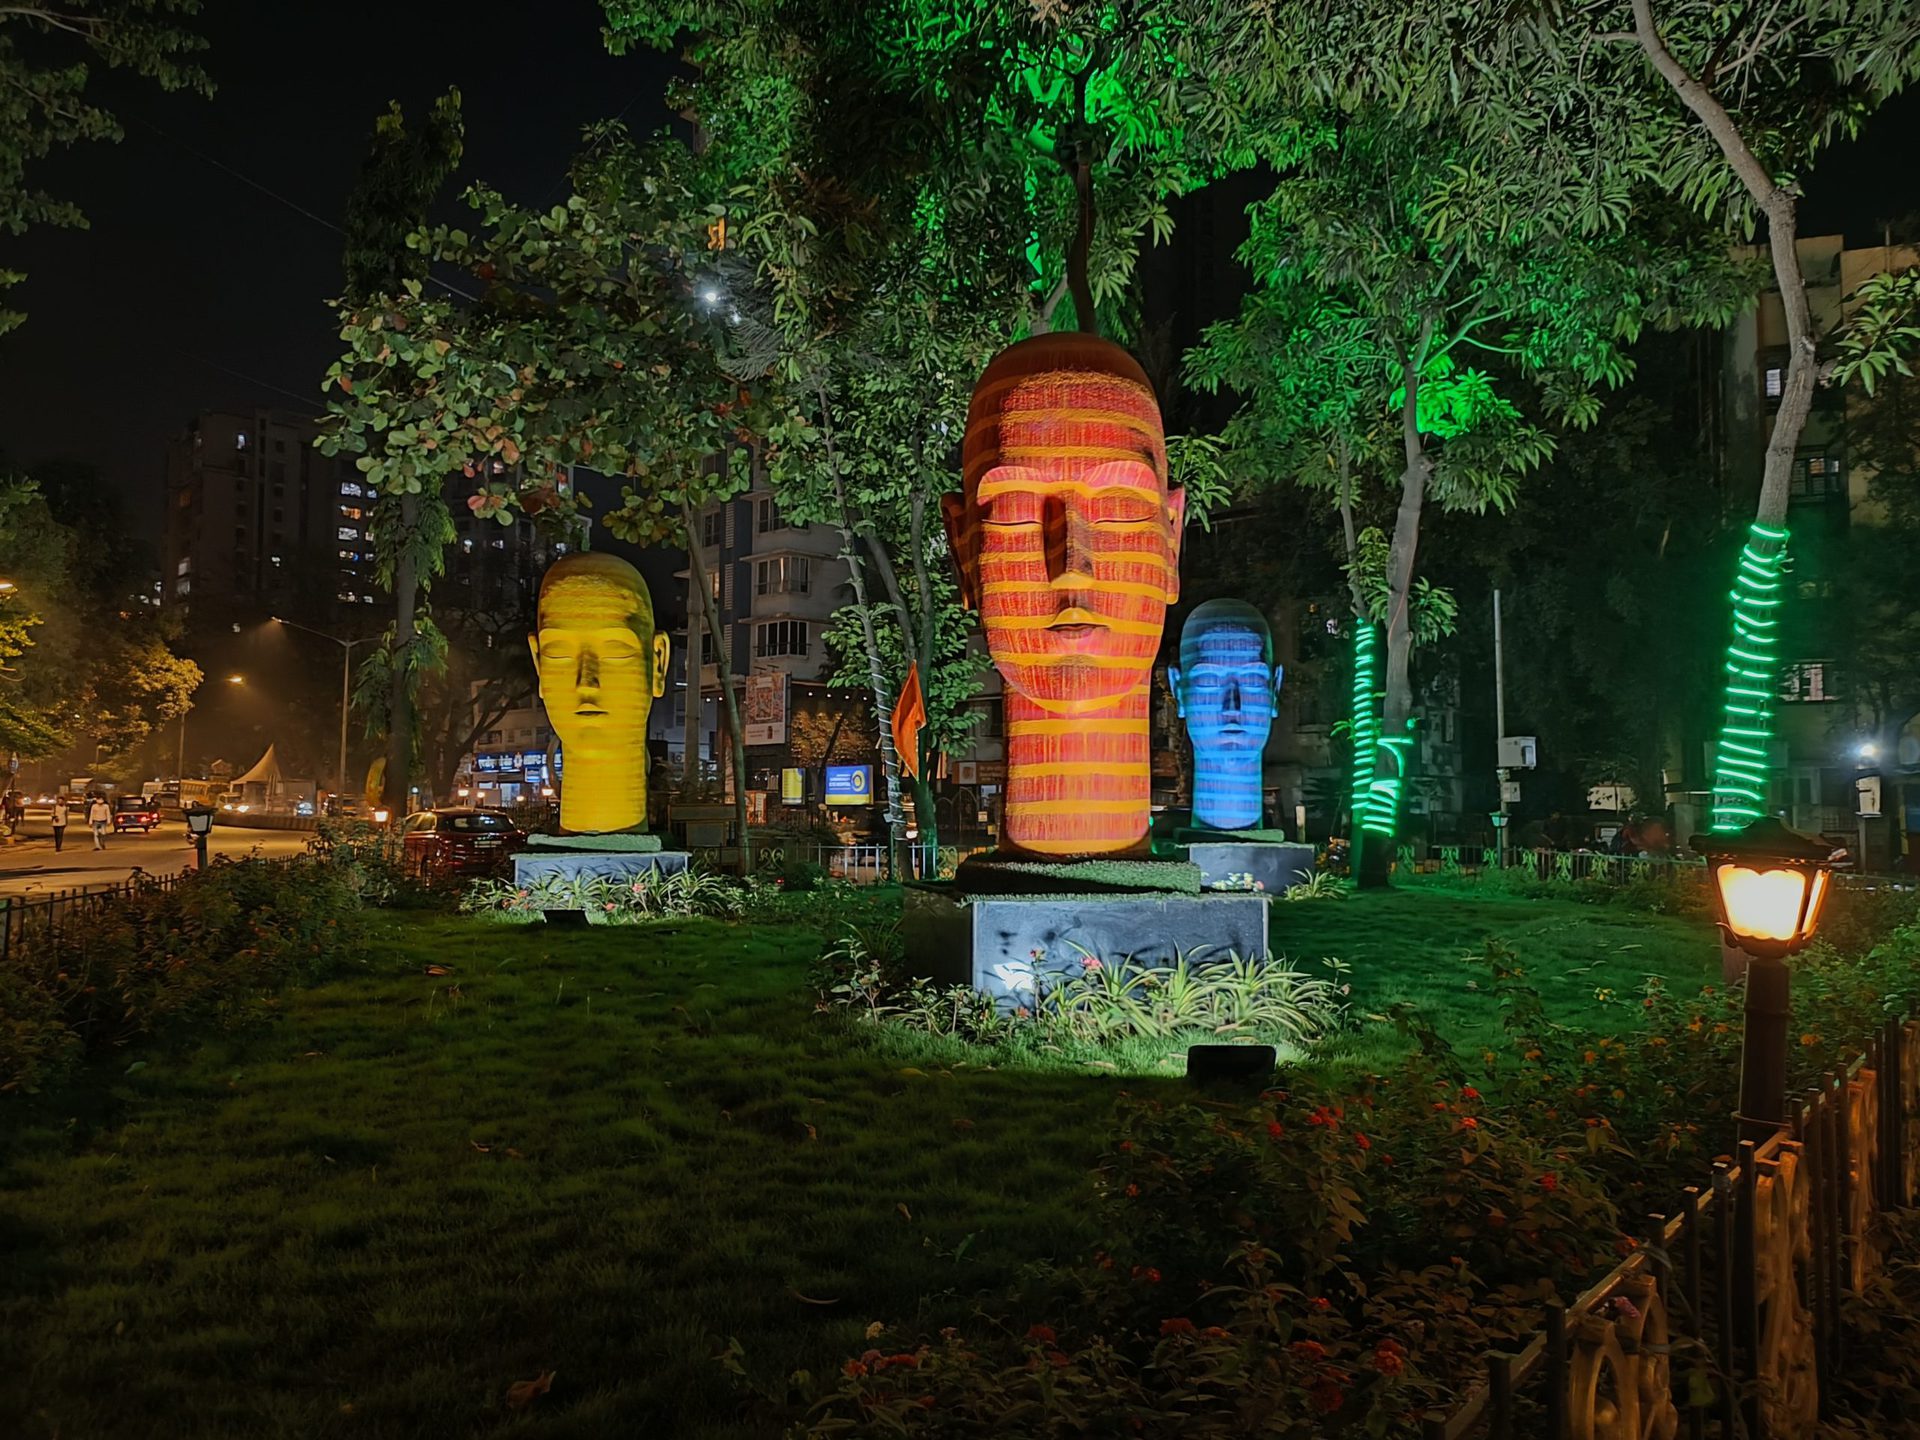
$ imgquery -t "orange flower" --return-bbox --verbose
[1160,1317,1196,1336]
[1026,1324,1056,1344]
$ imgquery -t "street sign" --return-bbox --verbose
[825,764,872,806]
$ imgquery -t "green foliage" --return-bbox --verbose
[461,867,746,924]
[0,473,200,764]
[1346,526,1457,646]
[0,857,368,1097]
[0,0,211,333]
[1283,872,1348,903]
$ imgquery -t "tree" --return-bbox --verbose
[415,602,537,805]
[0,0,210,333]
[0,473,199,768]
[327,91,465,811]
[1189,112,1746,880]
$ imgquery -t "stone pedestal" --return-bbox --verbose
[1181,838,1317,894]
[511,848,691,894]
[904,883,1271,1009]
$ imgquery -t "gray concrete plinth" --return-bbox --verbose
[511,849,691,896]
[1182,840,1317,894]
[904,884,1271,1009]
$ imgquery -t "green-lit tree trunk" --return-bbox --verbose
[1628,0,1812,830]
[1357,355,1430,887]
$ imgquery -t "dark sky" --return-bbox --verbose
[0,2,674,527]
[0,7,1914,537]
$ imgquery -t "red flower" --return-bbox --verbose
[1310,1380,1346,1414]
[1539,1172,1560,1192]
[1119,1140,1134,1152]
[886,1353,920,1369]
[1203,1326,1231,1339]
[1026,1324,1057,1344]
[1266,1121,1285,1140]
[1354,1131,1371,1150]
[843,1360,868,1378]
[1125,1184,1140,1198]
[1288,1339,1327,1360]
[1046,1350,1071,1368]
[1460,1086,1481,1100]
[1458,1116,1480,1131]
[1160,1317,1196,1336]
[917,1395,936,1409]
[1130,1266,1162,1284]
[1308,1297,1333,1313]
[1432,1101,1450,1112]
[1373,1344,1406,1377]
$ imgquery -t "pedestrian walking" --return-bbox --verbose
[50,795,69,851]
[87,794,111,850]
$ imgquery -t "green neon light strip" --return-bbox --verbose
[1351,619,1380,837]
[1710,521,1790,833]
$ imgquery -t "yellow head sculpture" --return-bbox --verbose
[530,552,670,834]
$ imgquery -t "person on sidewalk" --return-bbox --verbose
[87,794,111,850]
[50,795,69,851]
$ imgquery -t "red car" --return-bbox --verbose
[112,795,161,832]
[400,807,526,879]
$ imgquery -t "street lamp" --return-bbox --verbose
[185,804,215,870]
[1692,816,1840,1140]
[273,617,373,802]
[178,673,246,784]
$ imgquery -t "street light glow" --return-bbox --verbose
[227,674,245,684]
[1857,742,1878,760]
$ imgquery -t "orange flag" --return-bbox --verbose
[893,662,927,780]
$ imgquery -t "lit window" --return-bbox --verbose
[271,555,283,567]
[337,526,360,541]
[236,431,249,449]
[176,557,191,576]
[755,620,808,658]
[340,505,363,520]
[1764,367,1783,400]
[491,538,505,550]
[755,556,810,596]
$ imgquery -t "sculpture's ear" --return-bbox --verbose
[941,491,980,611]
[528,634,543,697]
[651,632,671,700]
[1164,486,1187,603]
[1167,665,1186,719]
[1271,662,1285,699]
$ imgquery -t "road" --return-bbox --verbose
[0,811,311,897]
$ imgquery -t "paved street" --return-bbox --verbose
[0,811,311,896]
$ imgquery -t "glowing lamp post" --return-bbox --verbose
[1692,817,1839,1140]
[184,804,215,872]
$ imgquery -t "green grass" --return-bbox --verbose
[1270,886,1720,1074]
[0,887,1722,1438]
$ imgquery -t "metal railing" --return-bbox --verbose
[1431,1015,1919,1439]
[0,870,186,963]
[1409,846,1907,893]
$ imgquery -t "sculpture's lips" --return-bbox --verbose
[1045,608,1107,638]
[574,704,609,717]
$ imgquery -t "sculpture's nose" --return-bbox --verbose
[1223,678,1242,715]
[1046,497,1096,588]
[576,650,600,692]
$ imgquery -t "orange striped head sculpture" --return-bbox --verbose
[530,553,670,834]
[945,333,1185,859]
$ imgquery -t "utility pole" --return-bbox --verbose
[1493,589,1510,859]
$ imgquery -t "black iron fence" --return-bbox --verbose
[0,871,186,964]
[691,839,981,884]
[1409,846,1904,893]
[1431,1015,1919,1439]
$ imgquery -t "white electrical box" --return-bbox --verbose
[1857,774,1883,819]
[1498,736,1539,770]
[1501,780,1522,804]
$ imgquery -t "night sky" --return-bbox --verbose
[0,7,1915,539]
[0,2,674,527]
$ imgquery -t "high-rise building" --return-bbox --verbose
[162,408,376,629]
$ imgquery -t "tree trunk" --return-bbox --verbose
[861,472,941,854]
[384,492,420,815]
[683,502,749,875]
[1335,436,1376,871]
[1359,361,1431,887]
[683,552,707,796]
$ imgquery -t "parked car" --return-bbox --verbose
[112,794,161,832]
[399,807,526,879]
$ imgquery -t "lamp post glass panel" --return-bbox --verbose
[1692,816,1839,1139]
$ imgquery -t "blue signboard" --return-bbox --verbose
[825,764,873,806]
[475,754,498,773]
[521,751,545,770]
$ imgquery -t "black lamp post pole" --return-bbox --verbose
[1737,951,1791,1143]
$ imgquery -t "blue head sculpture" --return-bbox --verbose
[1170,600,1283,831]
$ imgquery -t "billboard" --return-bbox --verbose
[744,670,788,746]
[781,768,805,804]
[825,764,873,806]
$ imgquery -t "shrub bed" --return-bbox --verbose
[1,852,373,1097]
[778,922,1920,1437]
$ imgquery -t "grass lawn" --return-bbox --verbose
[0,887,1721,1439]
